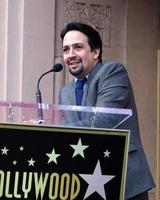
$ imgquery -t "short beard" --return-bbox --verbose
[69,64,84,78]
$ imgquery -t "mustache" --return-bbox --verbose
[67,57,82,63]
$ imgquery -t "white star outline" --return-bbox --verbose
[70,138,89,158]
[79,160,115,200]
[46,148,61,164]
[104,149,111,158]
[19,146,24,151]
[28,158,36,167]
[13,160,17,165]
[1,146,9,155]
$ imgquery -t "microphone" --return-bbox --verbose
[36,63,63,122]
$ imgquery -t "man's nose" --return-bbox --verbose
[68,48,76,57]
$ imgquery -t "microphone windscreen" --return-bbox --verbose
[52,63,63,72]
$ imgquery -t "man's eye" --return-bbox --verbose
[63,48,69,52]
[75,45,83,49]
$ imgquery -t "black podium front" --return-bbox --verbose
[0,101,131,200]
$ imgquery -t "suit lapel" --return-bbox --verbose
[68,81,76,105]
[61,81,78,121]
[82,62,103,106]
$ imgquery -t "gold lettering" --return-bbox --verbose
[70,174,80,200]
[0,170,4,197]
[22,172,32,198]
[0,171,81,199]
[34,172,49,200]
[14,172,21,198]
[60,173,70,200]
[49,173,59,200]
[5,171,13,198]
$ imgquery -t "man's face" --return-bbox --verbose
[62,30,100,79]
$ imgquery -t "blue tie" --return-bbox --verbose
[75,77,87,106]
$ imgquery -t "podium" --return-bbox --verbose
[0,101,132,200]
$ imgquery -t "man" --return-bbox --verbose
[59,22,155,199]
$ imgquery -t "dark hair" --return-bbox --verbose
[60,22,102,62]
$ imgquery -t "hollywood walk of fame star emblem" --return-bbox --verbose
[79,160,115,200]
[70,138,89,158]
[46,148,61,164]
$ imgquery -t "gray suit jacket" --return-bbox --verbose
[59,61,155,199]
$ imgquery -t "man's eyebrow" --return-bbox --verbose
[63,42,84,47]
[73,42,84,45]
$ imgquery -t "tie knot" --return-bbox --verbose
[76,77,87,89]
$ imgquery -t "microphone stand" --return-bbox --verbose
[36,71,52,124]
[36,64,63,124]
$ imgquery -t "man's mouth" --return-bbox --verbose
[68,58,82,66]
[69,60,81,65]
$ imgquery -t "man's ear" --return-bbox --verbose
[94,49,100,59]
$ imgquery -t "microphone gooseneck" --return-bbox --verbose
[36,63,63,103]
[36,63,63,122]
